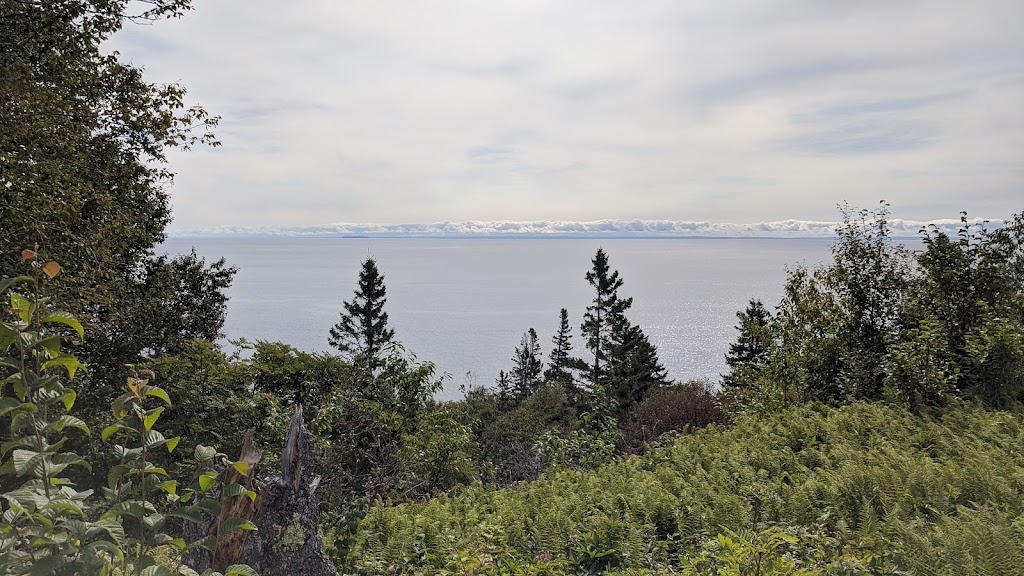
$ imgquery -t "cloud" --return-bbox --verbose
[106,1,1024,231]
[170,217,1000,239]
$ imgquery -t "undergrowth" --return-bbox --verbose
[342,401,1024,575]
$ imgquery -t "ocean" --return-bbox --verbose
[161,237,833,400]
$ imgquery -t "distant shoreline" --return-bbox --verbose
[167,234,846,240]
[167,217,998,241]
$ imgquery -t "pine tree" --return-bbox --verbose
[723,298,774,388]
[606,318,669,413]
[545,308,578,385]
[495,370,513,407]
[581,248,632,389]
[329,257,395,372]
[509,328,543,403]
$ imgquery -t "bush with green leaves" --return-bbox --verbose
[0,254,256,576]
[726,205,1024,412]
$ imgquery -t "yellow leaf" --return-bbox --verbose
[42,261,61,279]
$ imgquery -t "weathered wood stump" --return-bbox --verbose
[185,408,337,576]
[244,408,336,575]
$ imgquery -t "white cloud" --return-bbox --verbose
[170,217,999,239]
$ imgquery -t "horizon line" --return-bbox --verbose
[167,217,1001,240]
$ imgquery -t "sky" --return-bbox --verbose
[109,1,1024,234]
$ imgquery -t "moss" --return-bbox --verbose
[279,512,306,552]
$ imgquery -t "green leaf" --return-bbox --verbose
[29,553,66,576]
[224,566,259,576]
[85,539,125,564]
[41,311,84,341]
[0,397,31,419]
[49,414,90,436]
[166,436,181,453]
[0,275,33,295]
[102,500,145,519]
[11,293,32,323]
[42,355,86,379]
[144,429,168,449]
[197,498,222,516]
[88,518,127,546]
[198,471,217,491]
[102,424,132,442]
[35,335,62,357]
[160,480,178,497]
[194,445,217,461]
[223,482,257,502]
[188,535,218,552]
[231,461,251,476]
[143,385,172,405]
[107,464,132,489]
[12,449,43,475]
[143,406,164,431]
[111,391,135,419]
[218,517,257,536]
[61,389,76,411]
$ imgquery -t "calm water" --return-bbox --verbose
[161,238,832,399]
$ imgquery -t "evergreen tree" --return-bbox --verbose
[581,248,632,389]
[722,299,774,388]
[545,308,579,385]
[606,317,669,413]
[329,257,395,372]
[509,328,543,403]
[495,370,513,407]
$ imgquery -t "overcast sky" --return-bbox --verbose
[109,1,1024,233]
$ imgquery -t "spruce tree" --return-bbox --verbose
[722,298,774,388]
[581,248,632,389]
[545,308,577,385]
[329,257,395,372]
[607,318,669,413]
[509,328,543,403]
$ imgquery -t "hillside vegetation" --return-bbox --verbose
[345,401,1024,575]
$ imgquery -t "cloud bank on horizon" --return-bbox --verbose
[109,1,1024,232]
[172,217,1000,239]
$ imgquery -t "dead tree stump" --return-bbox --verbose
[243,407,337,576]
[185,408,337,576]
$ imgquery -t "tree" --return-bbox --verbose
[329,258,395,372]
[545,308,584,385]
[828,201,911,399]
[606,318,669,413]
[722,299,774,389]
[0,0,230,414]
[581,248,632,389]
[509,328,543,403]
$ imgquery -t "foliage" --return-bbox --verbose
[505,328,544,407]
[722,299,773,389]
[727,205,1024,411]
[0,258,254,576]
[0,0,235,474]
[580,249,668,416]
[329,258,395,374]
[394,407,479,499]
[605,321,668,415]
[619,381,728,453]
[581,248,633,390]
[545,308,587,388]
[344,401,1024,575]
[0,0,225,349]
